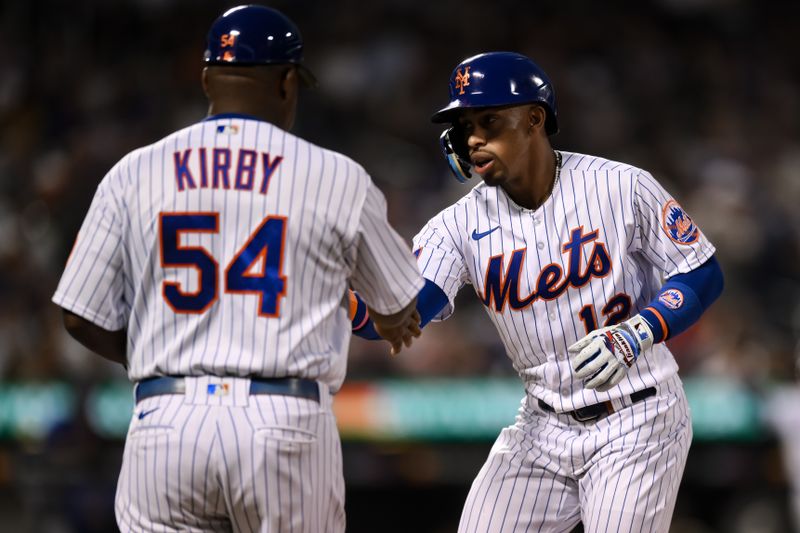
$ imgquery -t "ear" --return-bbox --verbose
[201,67,211,98]
[279,67,299,130]
[280,67,299,102]
[528,105,547,131]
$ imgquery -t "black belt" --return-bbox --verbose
[135,376,320,404]
[538,387,656,422]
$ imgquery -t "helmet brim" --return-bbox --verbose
[431,101,465,123]
[432,100,559,135]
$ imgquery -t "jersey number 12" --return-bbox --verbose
[159,212,286,317]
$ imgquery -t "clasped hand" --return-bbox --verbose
[373,309,422,356]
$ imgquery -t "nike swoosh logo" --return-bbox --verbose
[137,407,159,420]
[471,226,500,241]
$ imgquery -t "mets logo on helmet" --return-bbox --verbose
[455,67,471,95]
[658,288,684,309]
[662,199,699,244]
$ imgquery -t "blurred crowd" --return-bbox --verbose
[2,0,796,383]
[0,0,799,530]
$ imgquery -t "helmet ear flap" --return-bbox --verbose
[439,127,473,183]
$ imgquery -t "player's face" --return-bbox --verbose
[457,106,533,188]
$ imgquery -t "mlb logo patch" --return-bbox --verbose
[207,383,231,396]
[216,124,239,135]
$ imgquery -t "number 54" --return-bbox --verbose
[159,212,287,317]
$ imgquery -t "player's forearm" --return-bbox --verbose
[62,310,128,367]
[351,279,448,340]
[639,255,724,342]
[571,255,722,392]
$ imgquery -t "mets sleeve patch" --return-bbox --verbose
[661,199,700,245]
[658,288,684,309]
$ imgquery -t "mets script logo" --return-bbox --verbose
[662,199,699,245]
[658,289,684,310]
[481,226,612,312]
[454,67,471,95]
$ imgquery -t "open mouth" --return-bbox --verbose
[472,154,494,174]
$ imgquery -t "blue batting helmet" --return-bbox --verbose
[431,52,558,135]
[204,5,318,88]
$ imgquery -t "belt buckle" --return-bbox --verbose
[570,401,612,423]
[570,409,603,423]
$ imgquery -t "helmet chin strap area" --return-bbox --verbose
[440,127,473,182]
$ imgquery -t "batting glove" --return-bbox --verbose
[568,315,655,392]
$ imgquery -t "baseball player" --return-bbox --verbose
[350,52,724,532]
[52,6,423,532]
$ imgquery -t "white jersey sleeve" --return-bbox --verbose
[349,181,423,315]
[53,162,128,331]
[411,210,471,320]
[633,170,716,279]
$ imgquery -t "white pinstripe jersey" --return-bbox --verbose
[53,115,423,390]
[414,150,715,411]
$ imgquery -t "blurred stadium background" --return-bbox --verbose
[1,0,799,531]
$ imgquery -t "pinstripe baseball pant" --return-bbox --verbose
[459,375,691,533]
[114,377,344,533]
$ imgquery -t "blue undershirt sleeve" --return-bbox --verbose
[639,255,723,343]
[352,279,448,340]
